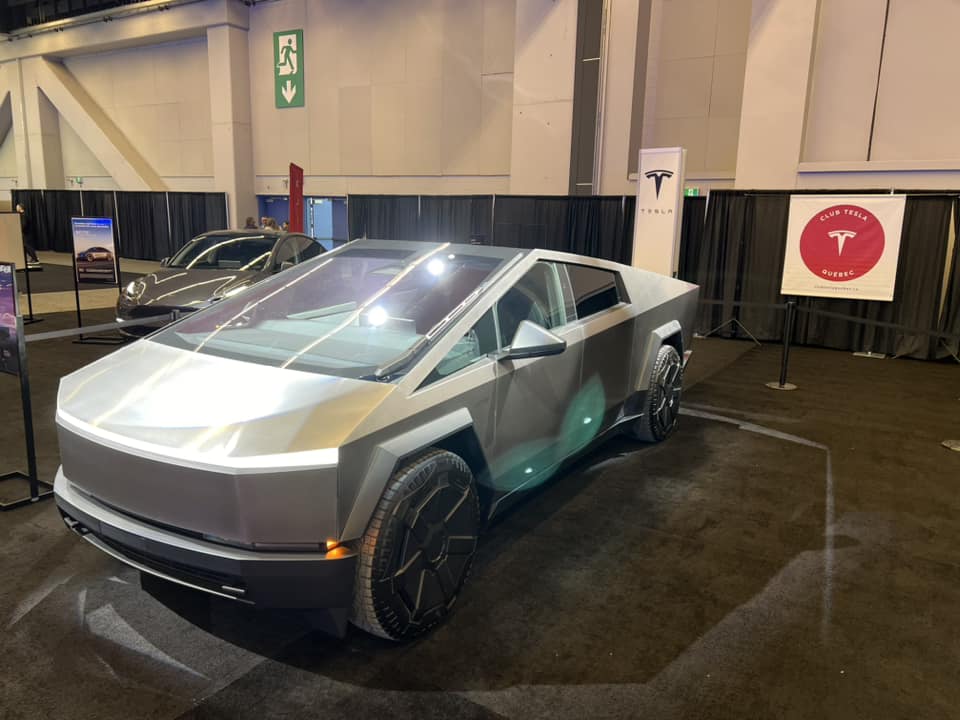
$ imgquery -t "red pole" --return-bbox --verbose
[288,163,304,232]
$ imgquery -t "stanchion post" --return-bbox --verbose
[0,312,54,510]
[18,314,40,499]
[766,299,798,391]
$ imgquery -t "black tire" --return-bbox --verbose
[631,344,683,443]
[351,449,480,640]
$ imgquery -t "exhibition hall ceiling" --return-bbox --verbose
[0,0,152,33]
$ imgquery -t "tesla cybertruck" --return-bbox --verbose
[54,239,698,640]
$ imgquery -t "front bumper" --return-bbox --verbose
[115,300,190,336]
[54,469,357,609]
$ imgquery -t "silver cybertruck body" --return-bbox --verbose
[54,239,698,639]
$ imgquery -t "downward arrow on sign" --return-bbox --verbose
[282,80,297,103]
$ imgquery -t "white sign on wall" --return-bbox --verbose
[632,147,686,276]
[781,195,906,301]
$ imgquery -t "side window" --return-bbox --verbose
[297,237,325,262]
[495,262,567,346]
[422,308,499,385]
[272,237,299,270]
[274,236,322,270]
[561,263,622,320]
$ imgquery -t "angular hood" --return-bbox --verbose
[57,340,396,464]
[129,268,260,310]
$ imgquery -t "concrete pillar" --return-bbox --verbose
[4,61,33,188]
[207,24,256,228]
[509,0,578,194]
[597,0,651,195]
[734,0,819,188]
[20,57,64,189]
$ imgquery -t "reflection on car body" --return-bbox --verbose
[56,239,698,640]
[116,229,324,335]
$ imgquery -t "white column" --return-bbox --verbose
[508,0,578,194]
[207,24,256,228]
[23,61,64,189]
[596,0,645,195]
[734,0,819,188]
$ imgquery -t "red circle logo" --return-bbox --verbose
[799,204,884,282]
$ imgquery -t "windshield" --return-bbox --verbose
[168,234,276,271]
[150,245,506,380]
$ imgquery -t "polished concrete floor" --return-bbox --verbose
[1,315,959,719]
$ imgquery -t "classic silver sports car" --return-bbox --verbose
[55,239,698,640]
[117,229,324,334]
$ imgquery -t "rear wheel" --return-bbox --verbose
[351,449,480,640]
[631,344,683,442]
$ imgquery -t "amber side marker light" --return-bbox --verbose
[325,539,340,551]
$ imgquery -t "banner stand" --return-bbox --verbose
[0,267,53,510]
[766,300,798,391]
[70,217,125,346]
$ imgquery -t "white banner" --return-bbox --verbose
[632,147,685,276]
[781,195,906,301]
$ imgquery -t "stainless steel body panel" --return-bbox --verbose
[55,239,699,609]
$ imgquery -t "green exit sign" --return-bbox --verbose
[684,187,700,196]
[274,29,304,108]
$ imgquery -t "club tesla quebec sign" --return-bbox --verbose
[781,195,905,301]
[274,29,304,109]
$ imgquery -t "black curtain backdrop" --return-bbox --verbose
[11,189,227,260]
[116,192,171,260]
[418,195,493,244]
[346,194,634,263]
[685,190,956,360]
[491,195,634,261]
[167,192,229,253]
[11,189,47,251]
[347,195,420,240]
[80,190,116,221]
[677,195,707,282]
[40,190,83,253]
[937,198,960,359]
[565,196,633,264]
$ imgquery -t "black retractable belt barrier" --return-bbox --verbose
[696,297,960,395]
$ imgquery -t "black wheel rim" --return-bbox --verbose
[654,359,683,431]
[386,469,478,629]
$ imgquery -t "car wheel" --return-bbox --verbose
[631,344,683,443]
[351,448,480,640]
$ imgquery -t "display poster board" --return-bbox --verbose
[71,217,118,285]
[0,213,26,268]
[0,261,20,377]
[781,195,906,301]
[632,147,686,276]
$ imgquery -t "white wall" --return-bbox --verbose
[62,38,214,191]
[249,0,516,196]
[643,0,750,181]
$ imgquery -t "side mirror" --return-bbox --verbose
[159,257,170,267]
[500,320,566,361]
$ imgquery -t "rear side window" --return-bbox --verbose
[562,264,622,319]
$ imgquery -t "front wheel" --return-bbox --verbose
[350,449,480,640]
[631,344,683,442]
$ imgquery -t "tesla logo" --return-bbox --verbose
[826,229,857,256]
[644,169,673,198]
[800,205,884,281]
